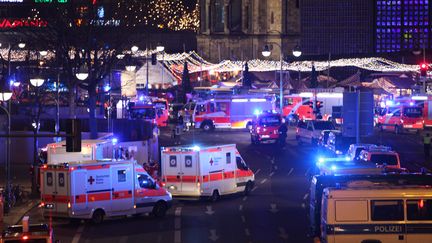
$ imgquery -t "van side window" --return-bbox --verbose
[58,173,65,187]
[226,152,231,164]
[137,174,155,189]
[185,155,193,168]
[236,157,248,171]
[169,156,177,167]
[371,200,404,221]
[210,103,215,112]
[47,172,53,187]
[407,199,432,220]
[118,170,126,182]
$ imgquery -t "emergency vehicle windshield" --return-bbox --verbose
[259,115,281,126]
[137,174,156,189]
[370,154,398,165]
[403,107,422,118]
[154,102,167,110]
[313,121,335,130]
[130,107,156,119]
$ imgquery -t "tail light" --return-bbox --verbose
[197,182,201,188]
[296,128,299,133]
[39,202,45,208]
[67,201,71,208]
[22,235,29,240]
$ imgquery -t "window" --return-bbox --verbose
[226,152,231,164]
[335,200,368,222]
[169,156,177,167]
[46,172,53,187]
[185,155,193,168]
[137,174,155,189]
[228,0,241,32]
[369,154,398,165]
[58,173,65,187]
[117,170,126,182]
[371,200,404,221]
[211,0,225,32]
[236,157,248,171]
[407,199,432,221]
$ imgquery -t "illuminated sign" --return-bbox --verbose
[0,0,23,2]
[0,19,48,28]
[34,0,68,3]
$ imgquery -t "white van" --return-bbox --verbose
[321,185,432,243]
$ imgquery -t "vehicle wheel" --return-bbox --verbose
[244,181,253,196]
[201,121,214,132]
[152,201,168,218]
[91,209,105,224]
[210,190,220,202]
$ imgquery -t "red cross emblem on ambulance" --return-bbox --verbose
[209,158,214,166]
[88,176,95,185]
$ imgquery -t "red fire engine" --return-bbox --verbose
[376,98,424,133]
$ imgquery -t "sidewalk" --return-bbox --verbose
[1,198,39,232]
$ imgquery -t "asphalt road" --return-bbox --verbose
[19,126,430,243]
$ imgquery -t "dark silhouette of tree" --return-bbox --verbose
[310,62,318,88]
[242,61,252,88]
[181,61,192,103]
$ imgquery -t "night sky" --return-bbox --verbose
[183,0,197,9]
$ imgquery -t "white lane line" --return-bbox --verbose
[255,169,261,176]
[241,215,246,223]
[303,193,309,200]
[239,205,243,211]
[251,186,258,192]
[245,228,250,236]
[243,196,248,201]
[119,236,128,243]
[71,225,85,243]
[274,165,278,170]
[260,179,267,184]
[269,172,275,177]
[287,168,294,176]
[174,207,182,243]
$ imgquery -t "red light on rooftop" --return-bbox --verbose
[421,63,428,69]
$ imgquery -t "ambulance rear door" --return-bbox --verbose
[179,152,199,193]
[163,152,183,192]
[42,169,70,214]
[110,164,134,213]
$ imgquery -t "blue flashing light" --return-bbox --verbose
[192,145,200,151]
[104,85,111,92]
[318,157,325,163]
[380,101,385,108]
[345,156,350,161]
[331,165,337,171]
[111,138,118,145]
[385,100,394,106]
[139,96,145,101]
[409,101,414,106]
[254,109,261,116]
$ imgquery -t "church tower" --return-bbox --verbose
[197,0,301,62]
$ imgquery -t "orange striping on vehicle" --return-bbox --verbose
[83,165,111,170]
[181,175,198,182]
[74,194,86,203]
[224,171,235,179]
[112,190,133,200]
[136,188,168,197]
[42,194,70,203]
[88,192,111,202]
[165,175,180,182]
[209,172,224,181]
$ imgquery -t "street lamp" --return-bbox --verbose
[292,44,302,81]
[17,41,26,49]
[75,64,89,81]
[131,45,139,53]
[156,43,165,52]
[262,43,284,112]
[125,65,137,72]
[39,50,48,57]
[29,78,45,87]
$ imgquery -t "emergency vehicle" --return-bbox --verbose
[128,101,157,125]
[1,217,53,243]
[192,95,275,131]
[161,144,255,201]
[40,160,172,223]
[308,173,432,240]
[45,140,111,164]
[409,94,432,128]
[283,88,344,123]
[250,112,287,145]
[321,185,432,243]
[151,98,169,127]
[376,99,424,133]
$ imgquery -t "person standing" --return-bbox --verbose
[424,132,431,161]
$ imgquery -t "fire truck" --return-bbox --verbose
[161,144,255,201]
[151,98,169,127]
[283,88,344,123]
[376,99,424,133]
[40,160,172,223]
[192,95,275,131]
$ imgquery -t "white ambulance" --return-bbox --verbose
[46,140,111,164]
[161,144,255,201]
[321,184,432,243]
[40,160,172,223]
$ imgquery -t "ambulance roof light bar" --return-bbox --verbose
[412,95,428,101]
[299,92,314,98]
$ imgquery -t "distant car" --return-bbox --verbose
[358,147,401,170]
[250,112,287,145]
[323,131,356,156]
[346,143,378,161]
[296,120,336,145]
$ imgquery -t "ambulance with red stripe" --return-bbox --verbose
[376,99,424,133]
[192,95,275,131]
[161,144,255,201]
[40,160,172,223]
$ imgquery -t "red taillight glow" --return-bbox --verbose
[419,199,425,208]
[67,201,71,208]
[22,235,29,240]
[40,202,45,207]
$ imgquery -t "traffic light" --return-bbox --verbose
[316,101,323,109]
[66,119,82,152]
[151,53,157,65]
[420,63,429,77]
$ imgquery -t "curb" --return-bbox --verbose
[3,199,40,226]
[14,200,40,225]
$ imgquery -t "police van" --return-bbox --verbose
[40,160,172,223]
[308,173,432,240]
[320,184,432,243]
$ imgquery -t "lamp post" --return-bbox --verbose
[292,44,302,81]
[0,84,12,212]
[156,43,165,90]
[262,43,284,112]
[29,76,45,195]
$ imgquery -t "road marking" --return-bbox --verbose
[245,228,250,236]
[175,218,181,229]
[175,207,182,217]
[251,186,258,192]
[205,206,215,215]
[287,168,294,176]
[239,205,243,211]
[278,227,289,240]
[274,165,278,170]
[269,203,279,213]
[71,225,85,243]
[260,179,267,184]
[209,229,219,242]
[241,215,246,223]
[243,196,248,201]
[304,168,311,176]
[269,172,275,177]
[174,230,181,243]
[119,236,128,243]
[255,169,261,175]
[303,193,309,200]
[301,203,306,209]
